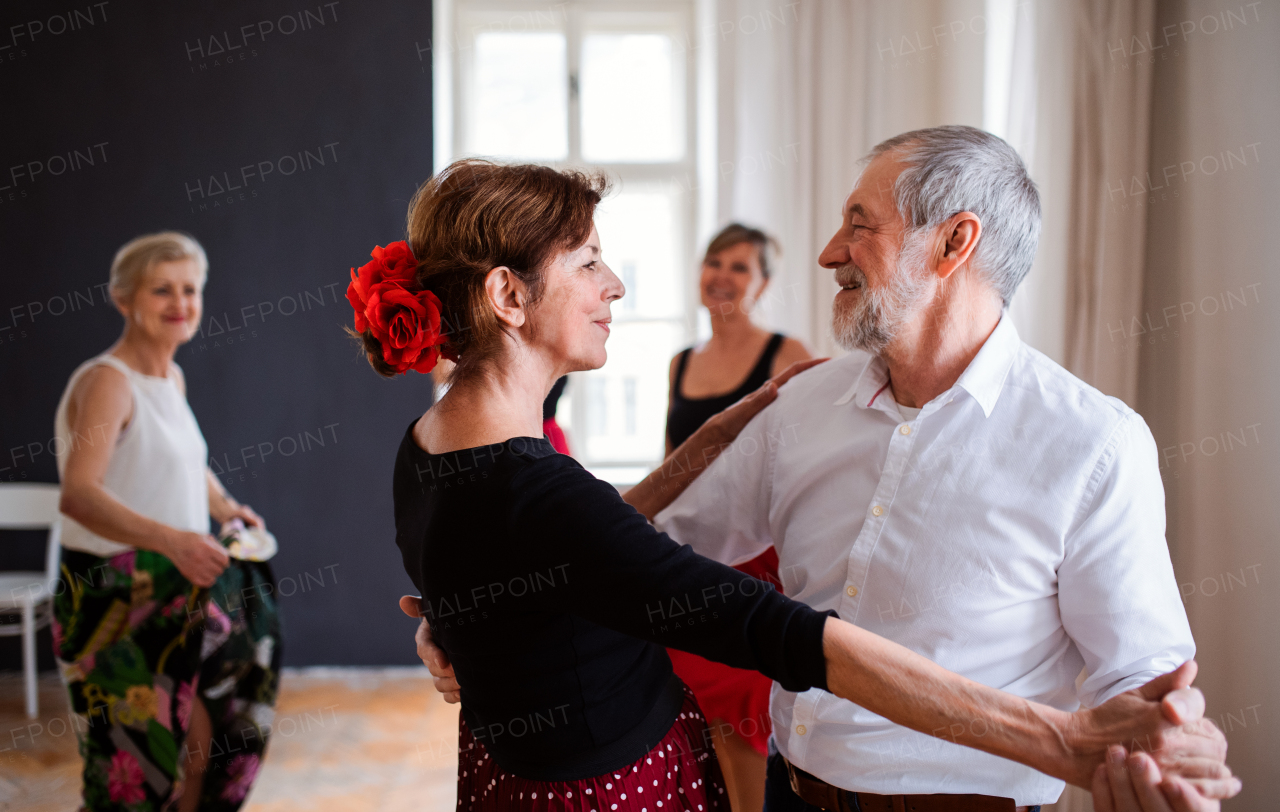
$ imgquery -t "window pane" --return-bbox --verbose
[581,34,684,162]
[578,321,685,464]
[594,187,684,319]
[580,183,687,467]
[470,32,567,160]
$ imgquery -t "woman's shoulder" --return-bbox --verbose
[667,345,695,390]
[505,449,625,516]
[503,453,648,550]
[773,333,810,356]
[769,334,813,374]
[395,433,616,541]
[668,344,697,365]
[60,356,134,436]
[68,357,132,404]
[507,444,596,487]
[396,427,574,488]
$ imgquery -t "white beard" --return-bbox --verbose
[832,234,933,354]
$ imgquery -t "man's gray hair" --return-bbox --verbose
[868,125,1040,304]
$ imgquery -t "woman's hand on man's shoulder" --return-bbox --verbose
[705,357,829,443]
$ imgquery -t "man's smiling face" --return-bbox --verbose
[819,151,935,354]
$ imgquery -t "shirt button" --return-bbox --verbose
[871,505,884,517]
[846,585,858,597]
[796,724,807,735]
[899,424,911,435]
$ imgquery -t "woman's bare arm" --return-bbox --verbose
[206,470,264,528]
[821,619,1234,793]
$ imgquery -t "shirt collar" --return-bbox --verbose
[831,313,1021,418]
[833,354,890,408]
[953,313,1020,418]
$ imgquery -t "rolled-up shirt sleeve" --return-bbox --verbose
[1058,411,1195,707]
[654,407,776,566]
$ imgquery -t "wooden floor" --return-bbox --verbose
[1,671,1089,812]
[0,669,460,812]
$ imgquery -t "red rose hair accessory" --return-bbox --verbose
[345,242,447,374]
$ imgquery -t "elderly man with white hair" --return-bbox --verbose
[415,126,1238,812]
[652,126,1235,812]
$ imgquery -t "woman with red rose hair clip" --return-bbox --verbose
[349,159,1199,812]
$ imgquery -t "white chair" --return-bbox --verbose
[0,483,62,719]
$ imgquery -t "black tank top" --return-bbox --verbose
[666,333,785,448]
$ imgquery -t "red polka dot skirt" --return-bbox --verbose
[456,684,728,812]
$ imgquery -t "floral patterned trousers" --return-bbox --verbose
[53,547,282,812]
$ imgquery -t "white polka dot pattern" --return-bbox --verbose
[454,686,726,812]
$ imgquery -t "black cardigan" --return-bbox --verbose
[393,424,831,780]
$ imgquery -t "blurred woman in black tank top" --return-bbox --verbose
[664,224,810,812]
[667,334,783,448]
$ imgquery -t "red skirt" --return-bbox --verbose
[666,548,780,756]
[456,684,728,812]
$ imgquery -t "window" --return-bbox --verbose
[436,0,704,484]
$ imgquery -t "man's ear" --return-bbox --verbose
[483,266,528,329]
[935,212,982,281]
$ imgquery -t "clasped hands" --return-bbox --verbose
[1072,660,1239,811]
[399,596,1238,811]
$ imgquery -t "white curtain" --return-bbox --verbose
[714,0,1079,367]
[1062,0,1157,407]
[714,0,987,357]
[1136,1,1280,808]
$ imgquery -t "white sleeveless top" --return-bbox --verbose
[54,354,210,556]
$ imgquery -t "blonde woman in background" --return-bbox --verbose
[663,223,810,812]
[54,232,279,812]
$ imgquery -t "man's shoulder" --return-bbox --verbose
[772,349,873,411]
[1007,342,1142,440]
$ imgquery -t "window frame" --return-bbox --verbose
[435,0,709,482]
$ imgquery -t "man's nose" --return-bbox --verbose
[818,235,848,269]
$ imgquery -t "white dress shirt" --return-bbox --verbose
[655,316,1194,806]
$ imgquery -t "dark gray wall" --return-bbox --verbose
[0,0,436,668]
